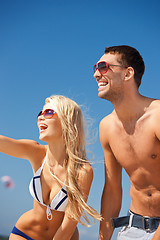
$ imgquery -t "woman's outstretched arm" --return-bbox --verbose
[0,135,46,164]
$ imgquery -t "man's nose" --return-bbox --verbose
[94,68,101,80]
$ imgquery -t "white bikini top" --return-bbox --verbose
[29,157,68,220]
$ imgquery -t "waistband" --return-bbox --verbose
[11,226,34,240]
[112,211,160,231]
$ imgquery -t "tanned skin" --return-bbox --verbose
[94,52,160,240]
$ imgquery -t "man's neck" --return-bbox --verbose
[112,93,152,122]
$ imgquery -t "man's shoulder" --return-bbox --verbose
[147,99,160,115]
[100,114,111,125]
[148,99,160,139]
[99,111,118,147]
[100,111,117,130]
[150,99,160,108]
[147,99,160,123]
[141,99,160,128]
[100,110,116,122]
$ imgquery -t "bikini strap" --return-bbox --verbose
[41,156,46,169]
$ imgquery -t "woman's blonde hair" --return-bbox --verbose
[45,95,102,225]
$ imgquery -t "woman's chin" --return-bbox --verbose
[39,133,46,141]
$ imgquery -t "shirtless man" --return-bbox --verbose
[93,45,160,240]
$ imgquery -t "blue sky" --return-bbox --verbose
[0,0,160,239]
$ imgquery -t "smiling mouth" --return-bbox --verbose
[98,81,108,87]
[39,124,48,133]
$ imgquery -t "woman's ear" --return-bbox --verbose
[124,67,134,81]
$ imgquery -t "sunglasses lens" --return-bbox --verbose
[93,64,97,74]
[43,109,55,119]
[98,62,108,73]
[37,111,42,118]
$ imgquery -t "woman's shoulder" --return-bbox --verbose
[83,162,93,173]
[78,162,93,183]
[28,142,47,169]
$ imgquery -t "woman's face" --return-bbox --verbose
[37,102,63,143]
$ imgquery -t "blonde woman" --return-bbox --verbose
[0,95,101,240]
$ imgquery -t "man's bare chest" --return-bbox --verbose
[108,123,160,171]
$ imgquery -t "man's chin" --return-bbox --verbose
[98,91,108,100]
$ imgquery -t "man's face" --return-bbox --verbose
[93,53,126,102]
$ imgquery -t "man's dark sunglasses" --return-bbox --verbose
[93,61,127,74]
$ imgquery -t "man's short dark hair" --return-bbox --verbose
[105,45,145,88]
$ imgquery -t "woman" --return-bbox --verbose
[0,95,101,240]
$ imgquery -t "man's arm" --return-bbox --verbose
[99,118,122,240]
[151,104,160,239]
[152,224,160,239]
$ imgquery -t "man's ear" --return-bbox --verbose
[124,67,134,81]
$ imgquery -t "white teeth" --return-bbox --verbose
[98,82,108,87]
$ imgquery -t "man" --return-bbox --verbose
[93,45,160,240]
